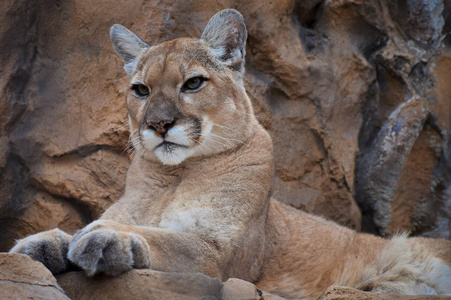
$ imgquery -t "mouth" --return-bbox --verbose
[157,141,189,150]
[153,139,193,166]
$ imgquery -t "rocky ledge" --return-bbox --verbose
[1,253,283,300]
[0,253,69,300]
[1,253,449,300]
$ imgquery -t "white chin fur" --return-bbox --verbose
[154,144,194,165]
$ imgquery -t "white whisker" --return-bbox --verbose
[131,143,142,155]
[202,121,240,134]
[111,76,131,82]
[208,133,247,145]
[122,129,140,155]
[184,51,200,70]
[131,143,146,161]
[193,134,233,149]
[193,139,212,155]
[229,107,260,119]
[113,121,130,133]
[137,146,147,160]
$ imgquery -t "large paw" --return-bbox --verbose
[10,228,72,274]
[68,226,151,276]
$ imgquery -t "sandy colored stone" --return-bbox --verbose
[56,272,288,300]
[4,192,85,251]
[30,149,129,218]
[0,253,69,300]
[387,126,442,235]
[222,278,286,300]
[57,269,222,300]
[319,285,451,300]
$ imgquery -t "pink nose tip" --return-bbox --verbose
[147,119,175,134]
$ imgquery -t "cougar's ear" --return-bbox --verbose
[110,24,150,76]
[200,9,247,70]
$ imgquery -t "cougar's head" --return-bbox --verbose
[110,9,255,165]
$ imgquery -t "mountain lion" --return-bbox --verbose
[10,9,451,299]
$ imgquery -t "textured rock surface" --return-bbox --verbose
[0,253,70,299]
[318,286,451,300]
[0,253,444,300]
[222,278,286,300]
[57,269,223,300]
[56,270,285,300]
[0,0,450,248]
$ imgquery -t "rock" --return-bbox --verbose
[0,0,450,250]
[222,278,286,300]
[356,96,428,234]
[57,270,222,300]
[56,270,286,300]
[0,254,447,300]
[319,285,451,300]
[0,253,285,299]
[0,253,69,299]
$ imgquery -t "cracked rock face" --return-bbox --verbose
[0,0,451,253]
[0,253,69,299]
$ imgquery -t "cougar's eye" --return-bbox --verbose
[182,77,205,92]
[132,84,150,97]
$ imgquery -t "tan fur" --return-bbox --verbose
[10,9,451,299]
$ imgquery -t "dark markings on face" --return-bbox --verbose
[192,118,202,142]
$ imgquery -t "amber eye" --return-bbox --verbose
[132,84,149,97]
[182,77,205,92]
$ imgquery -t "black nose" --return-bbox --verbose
[147,119,175,135]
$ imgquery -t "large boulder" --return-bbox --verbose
[0,253,69,299]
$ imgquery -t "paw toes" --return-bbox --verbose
[29,241,66,273]
[130,234,151,269]
[68,230,135,276]
[9,229,71,274]
[98,232,135,276]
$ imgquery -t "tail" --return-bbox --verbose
[355,233,451,295]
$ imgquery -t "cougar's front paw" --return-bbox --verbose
[68,226,151,276]
[10,228,72,274]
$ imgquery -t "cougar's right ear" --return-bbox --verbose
[110,24,150,76]
[201,9,247,71]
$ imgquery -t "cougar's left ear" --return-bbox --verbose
[110,24,150,76]
[200,9,247,70]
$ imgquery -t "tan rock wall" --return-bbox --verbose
[1,0,450,251]
[0,253,70,299]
